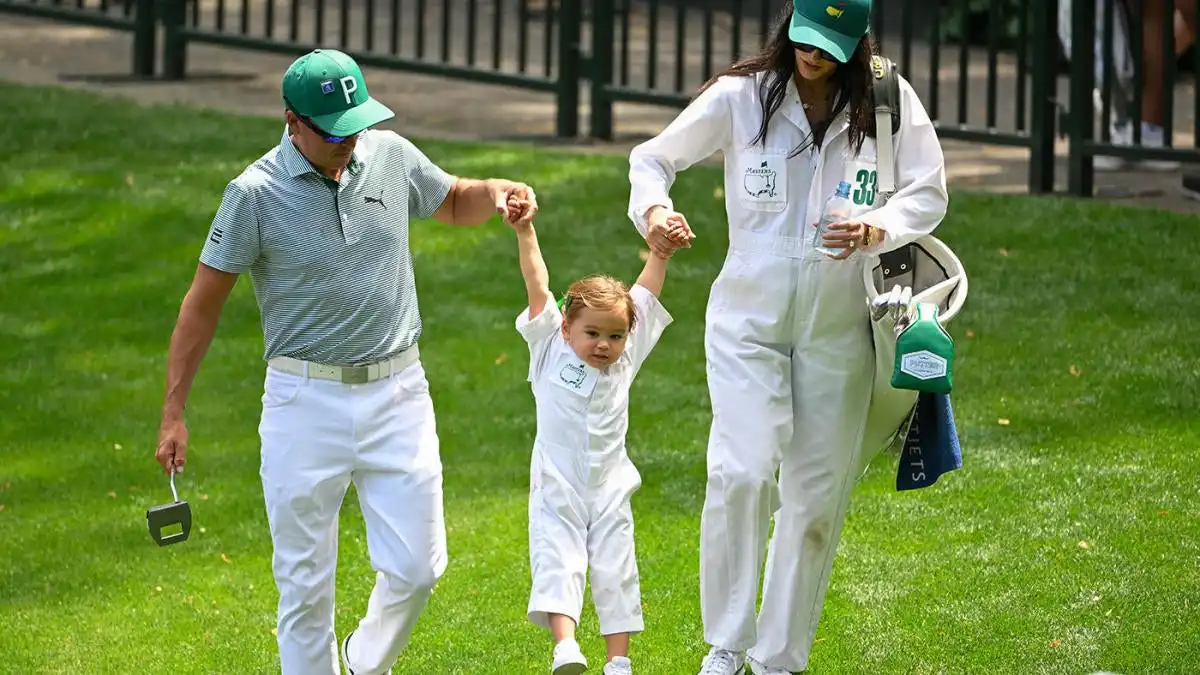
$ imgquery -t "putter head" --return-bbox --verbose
[146,499,192,546]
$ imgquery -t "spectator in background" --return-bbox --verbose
[1095,0,1197,171]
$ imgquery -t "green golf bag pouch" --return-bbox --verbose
[891,301,953,394]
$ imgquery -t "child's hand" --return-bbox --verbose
[505,194,534,229]
[657,223,690,256]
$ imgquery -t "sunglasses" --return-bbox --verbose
[284,98,353,143]
[792,42,836,63]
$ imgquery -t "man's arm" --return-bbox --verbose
[156,263,238,473]
[394,135,537,228]
[431,177,537,227]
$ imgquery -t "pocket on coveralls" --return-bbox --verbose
[737,151,788,213]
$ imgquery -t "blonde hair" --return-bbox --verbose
[558,275,637,331]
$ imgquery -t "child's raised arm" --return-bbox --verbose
[634,250,669,298]
[512,220,555,320]
[635,222,687,297]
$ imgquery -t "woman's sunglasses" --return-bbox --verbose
[792,42,836,63]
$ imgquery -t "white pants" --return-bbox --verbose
[259,360,447,675]
[527,442,645,636]
[700,251,873,672]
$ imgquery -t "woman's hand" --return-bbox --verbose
[646,206,695,258]
[819,221,875,260]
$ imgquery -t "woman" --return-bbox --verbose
[626,1,948,673]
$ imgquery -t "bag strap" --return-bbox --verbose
[870,55,901,202]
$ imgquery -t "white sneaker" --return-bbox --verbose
[1134,124,1180,172]
[552,638,588,675]
[1094,122,1132,171]
[1095,122,1180,172]
[698,647,745,674]
[747,655,791,674]
[603,656,633,675]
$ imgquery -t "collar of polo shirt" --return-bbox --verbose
[280,129,365,179]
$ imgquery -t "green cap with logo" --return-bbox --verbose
[281,49,394,137]
[789,0,872,64]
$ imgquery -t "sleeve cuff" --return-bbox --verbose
[198,251,250,274]
[515,300,563,344]
[631,284,673,328]
[629,199,674,238]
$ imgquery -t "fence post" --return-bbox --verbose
[1027,0,1057,193]
[161,0,189,81]
[1067,0,1096,196]
[555,0,583,138]
[589,0,615,140]
[131,0,157,77]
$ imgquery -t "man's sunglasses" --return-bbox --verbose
[284,99,353,143]
[792,42,836,63]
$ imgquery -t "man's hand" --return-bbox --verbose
[156,417,188,476]
[505,193,536,231]
[494,182,538,227]
[646,206,695,258]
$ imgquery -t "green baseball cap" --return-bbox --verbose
[281,49,394,137]
[788,0,872,64]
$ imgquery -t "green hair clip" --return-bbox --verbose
[556,292,571,312]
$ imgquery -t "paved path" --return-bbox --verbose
[3,6,1199,213]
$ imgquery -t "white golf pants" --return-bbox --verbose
[527,442,645,636]
[258,360,447,675]
[700,251,873,672]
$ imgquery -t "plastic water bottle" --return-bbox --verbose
[812,180,853,257]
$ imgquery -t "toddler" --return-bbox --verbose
[507,202,686,674]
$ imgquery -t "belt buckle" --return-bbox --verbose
[340,366,370,385]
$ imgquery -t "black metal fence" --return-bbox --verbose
[4,0,1200,197]
[0,0,158,76]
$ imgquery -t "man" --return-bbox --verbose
[153,48,537,675]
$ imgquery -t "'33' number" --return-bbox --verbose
[852,169,878,206]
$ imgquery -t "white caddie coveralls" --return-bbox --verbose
[516,285,672,635]
[627,70,948,671]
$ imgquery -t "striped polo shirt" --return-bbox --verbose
[199,129,455,366]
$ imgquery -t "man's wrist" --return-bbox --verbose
[161,404,185,425]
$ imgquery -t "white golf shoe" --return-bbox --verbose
[747,655,792,674]
[698,647,745,674]
[340,630,392,675]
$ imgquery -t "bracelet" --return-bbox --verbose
[863,225,879,247]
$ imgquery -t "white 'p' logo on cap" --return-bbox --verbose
[339,76,358,105]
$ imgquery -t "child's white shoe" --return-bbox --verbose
[603,656,633,675]
[551,638,588,675]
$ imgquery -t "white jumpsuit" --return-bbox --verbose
[627,71,948,671]
[516,285,673,636]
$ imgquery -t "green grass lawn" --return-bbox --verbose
[1,81,1197,675]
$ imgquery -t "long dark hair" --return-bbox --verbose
[698,1,877,158]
